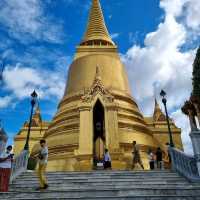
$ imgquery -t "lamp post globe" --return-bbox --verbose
[24,90,38,151]
[160,90,174,147]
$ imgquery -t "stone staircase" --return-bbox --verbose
[1,170,200,199]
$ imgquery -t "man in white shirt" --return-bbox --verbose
[0,145,13,192]
[36,140,48,190]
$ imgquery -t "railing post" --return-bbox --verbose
[168,147,175,171]
[168,147,200,182]
[190,130,200,176]
[10,150,29,183]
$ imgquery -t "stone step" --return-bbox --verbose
[13,180,188,186]
[11,182,194,188]
[18,174,181,178]
[22,170,174,173]
[9,185,200,192]
[4,170,200,199]
[19,174,181,178]
[20,170,176,175]
[14,177,187,184]
[3,187,200,196]
[2,188,200,199]
[1,194,200,200]
[15,177,185,183]
[14,173,183,179]
[11,178,191,184]
[24,170,176,175]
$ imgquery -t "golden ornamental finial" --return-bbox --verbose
[155,98,159,110]
[35,105,41,115]
[80,0,114,46]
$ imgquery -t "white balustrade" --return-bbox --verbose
[10,150,29,183]
[169,147,200,182]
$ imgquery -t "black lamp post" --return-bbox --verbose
[160,90,174,147]
[0,60,5,84]
[24,90,38,151]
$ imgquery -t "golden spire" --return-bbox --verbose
[35,105,41,115]
[33,104,42,123]
[81,0,114,46]
[154,98,160,111]
[153,98,166,121]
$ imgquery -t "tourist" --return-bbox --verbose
[132,141,144,170]
[0,145,14,192]
[148,149,155,170]
[166,143,171,164]
[36,139,48,190]
[156,147,163,169]
[103,149,112,170]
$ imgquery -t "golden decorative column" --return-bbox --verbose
[105,103,119,150]
[75,103,93,171]
[105,102,126,170]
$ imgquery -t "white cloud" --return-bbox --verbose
[108,15,112,19]
[123,0,200,154]
[160,0,200,32]
[145,15,186,50]
[3,65,43,99]
[128,31,141,44]
[0,0,65,44]
[185,0,200,31]
[160,0,187,16]
[171,109,193,155]
[2,64,66,105]
[111,33,120,39]
[0,96,12,108]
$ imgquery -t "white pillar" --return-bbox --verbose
[190,130,200,176]
[188,110,198,131]
[194,103,200,126]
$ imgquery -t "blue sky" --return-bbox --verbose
[0,0,200,154]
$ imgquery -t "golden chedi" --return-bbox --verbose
[21,0,182,171]
[14,106,49,155]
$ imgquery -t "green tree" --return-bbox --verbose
[192,46,200,98]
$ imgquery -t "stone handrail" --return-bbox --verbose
[10,150,29,183]
[169,147,200,182]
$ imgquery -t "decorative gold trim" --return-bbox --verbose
[81,66,114,103]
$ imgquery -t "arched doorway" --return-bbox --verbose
[93,100,105,166]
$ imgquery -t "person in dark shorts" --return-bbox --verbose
[103,149,111,170]
[156,147,163,169]
[132,141,144,170]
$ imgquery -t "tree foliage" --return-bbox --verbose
[192,46,200,98]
